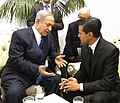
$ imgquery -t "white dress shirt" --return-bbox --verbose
[32,26,48,66]
[32,26,42,46]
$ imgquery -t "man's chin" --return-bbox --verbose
[43,33,48,36]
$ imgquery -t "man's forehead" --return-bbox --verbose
[43,16,54,25]
[44,15,54,21]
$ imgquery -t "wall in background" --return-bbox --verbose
[85,0,120,41]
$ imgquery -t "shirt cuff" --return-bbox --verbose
[80,83,84,91]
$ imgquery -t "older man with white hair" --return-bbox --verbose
[1,10,67,103]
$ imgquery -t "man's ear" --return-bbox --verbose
[88,32,93,38]
[36,19,40,23]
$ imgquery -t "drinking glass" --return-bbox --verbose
[35,86,45,102]
[73,96,84,103]
[77,47,81,56]
[22,96,35,103]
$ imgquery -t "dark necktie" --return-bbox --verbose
[36,36,44,85]
[88,47,93,70]
[44,5,49,11]
[39,36,44,50]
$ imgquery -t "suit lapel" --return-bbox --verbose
[90,39,103,80]
[28,27,41,60]
[87,54,91,74]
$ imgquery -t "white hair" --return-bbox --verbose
[35,10,53,22]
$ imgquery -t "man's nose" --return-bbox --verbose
[78,33,80,37]
[48,26,52,31]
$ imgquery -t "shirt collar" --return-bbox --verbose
[89,37,100,54]
[42,2,51,12]
[32,26,42,45]
[43,2,51,6]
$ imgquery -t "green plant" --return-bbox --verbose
[0,0,85,22]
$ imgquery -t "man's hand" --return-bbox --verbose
[60,77,80,92]
[59,78,68,92]
[38,65,55,76]
[55,55,68,68]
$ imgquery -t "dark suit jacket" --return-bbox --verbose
[27,2,64,49]
[1,27,58,84]
[74,38,120,94]
[63,20,81,61]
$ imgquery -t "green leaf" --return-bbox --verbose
[0,0,84,23]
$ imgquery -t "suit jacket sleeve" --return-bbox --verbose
[63,24,74,57]
[52,7,64,31]
[48,33,58,60]
[63,21,80,58]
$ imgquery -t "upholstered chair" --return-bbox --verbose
[111,37,120,77]
[0,39,10,100]
[0,39,10,71]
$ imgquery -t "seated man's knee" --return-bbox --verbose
[5,85,26,100]
[90,95,103,103]
[90,91,111,103]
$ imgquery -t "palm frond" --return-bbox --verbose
[57,0,85,16]
[0,0,85,23]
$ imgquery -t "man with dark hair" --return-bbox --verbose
[60,17,120,103]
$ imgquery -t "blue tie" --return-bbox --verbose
[39,36,44,50]
[36,36,44,85]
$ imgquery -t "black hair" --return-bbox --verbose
[81,17,102,38]
[78,16,91,26]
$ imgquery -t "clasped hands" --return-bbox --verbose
[38,55,68,77]
[59,77,80,92]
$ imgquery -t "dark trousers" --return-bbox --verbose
[62,91,113,103]
[1,74,61,103]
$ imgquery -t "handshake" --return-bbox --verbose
[59,77,80,93]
